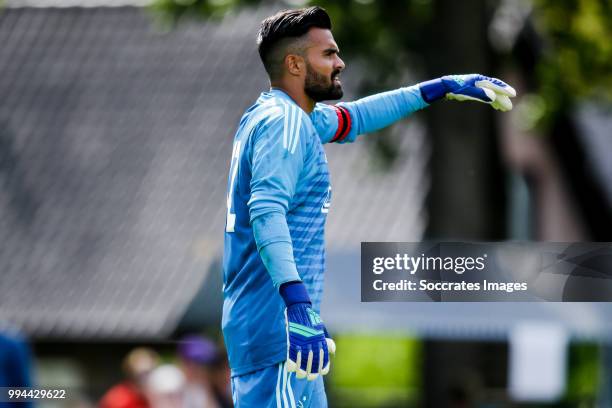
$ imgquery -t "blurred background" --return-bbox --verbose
[0,0,611,406]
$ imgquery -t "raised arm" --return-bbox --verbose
[311,74,516,144]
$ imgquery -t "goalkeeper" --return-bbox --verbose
[222,6,516,407]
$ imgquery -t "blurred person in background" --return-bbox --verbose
[177,335,220,408]
[66,396,96,408]
[0,329,34,408]
[208,349,232,408]
[99,347,160,408]
[144,364,187,408]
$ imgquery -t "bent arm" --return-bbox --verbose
[248,109,308,288]
[252,212,300,288]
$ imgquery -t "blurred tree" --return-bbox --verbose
[151,0,260,21]
[565,343,600,405]
[527,0,612,129]
[511,0,612,240]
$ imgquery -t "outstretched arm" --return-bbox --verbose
[310,85,427,144]
[311,74,516,144]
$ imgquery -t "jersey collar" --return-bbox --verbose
[266,88,299,106]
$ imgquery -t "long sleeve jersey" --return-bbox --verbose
[222,87,427,376]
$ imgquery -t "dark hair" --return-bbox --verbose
[257,6,332,79]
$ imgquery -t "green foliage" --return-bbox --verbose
[150,0,262,23]
[532,0,612,127]
[564,343,600,404]
[328,333,422,407]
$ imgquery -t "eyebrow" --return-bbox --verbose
[323,47,340,54]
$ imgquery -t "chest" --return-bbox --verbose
[291,131,331,214]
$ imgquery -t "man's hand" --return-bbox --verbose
[419,74,517,111]
[280,281,336,381]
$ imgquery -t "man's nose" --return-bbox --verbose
[334,55,345,71]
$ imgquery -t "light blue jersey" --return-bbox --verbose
[223,89,334,376]
[223,87,427,377]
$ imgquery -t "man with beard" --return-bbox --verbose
[223,6,515,407]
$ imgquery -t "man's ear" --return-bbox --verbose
[285,54,305,77]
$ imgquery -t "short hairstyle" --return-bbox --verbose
[257,6,332,79]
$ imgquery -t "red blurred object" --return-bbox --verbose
[99,382,149,408]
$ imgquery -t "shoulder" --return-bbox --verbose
[252,99,312,151]
[309,102,338,129]
[0,331,28,353]
[310,102,351,144]
[259,98,310,129]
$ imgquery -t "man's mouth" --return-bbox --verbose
[332,73,341,85]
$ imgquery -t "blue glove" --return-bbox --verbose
[280,281,336,381]
[419,74,517,111]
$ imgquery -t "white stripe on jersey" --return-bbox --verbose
[281,362,290,408]
[289,104,297,153]
[283,104,289,149]
[276,363,282,408]
[290,105,301,154]
[287,371,297,408]
[279,101,302,155]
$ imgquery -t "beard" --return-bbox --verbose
[304,63,343,102]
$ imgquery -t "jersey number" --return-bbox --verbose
[226,140,241,232]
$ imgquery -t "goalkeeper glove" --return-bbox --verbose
[280,281,336,381]
[419,74,516,111]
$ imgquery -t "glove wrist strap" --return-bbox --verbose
[279,281,311,307]
[419,78,447,104]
